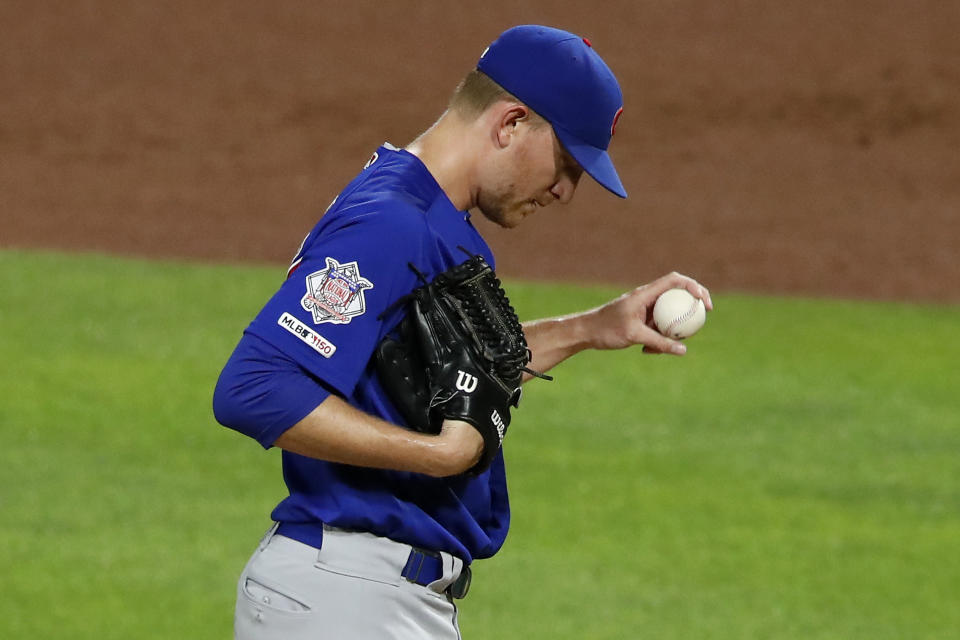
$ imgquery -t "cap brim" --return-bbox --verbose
[554,125,627,199]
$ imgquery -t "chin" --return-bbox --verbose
[500,210,529,229]
[477,204,519,229]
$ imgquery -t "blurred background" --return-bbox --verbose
[2,0,958,301]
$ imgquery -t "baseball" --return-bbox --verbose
[653,288,707,338]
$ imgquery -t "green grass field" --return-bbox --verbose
[2,249,958,639]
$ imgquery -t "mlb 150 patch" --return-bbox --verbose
[278,312,337,358]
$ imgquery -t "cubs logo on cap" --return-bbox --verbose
[478,25,627,198]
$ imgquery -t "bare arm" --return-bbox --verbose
[523,272,713,380]
[274,272,710,471]
[274,396,483,478]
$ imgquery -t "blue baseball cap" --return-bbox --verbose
[477,25,627,198]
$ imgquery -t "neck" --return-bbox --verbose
[405,110,480,211]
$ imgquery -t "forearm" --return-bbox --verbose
[273,395,482,477]
[521,311,596,381]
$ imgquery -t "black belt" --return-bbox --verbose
[401,548,472,599]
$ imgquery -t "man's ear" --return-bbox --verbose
[493,104,530,149]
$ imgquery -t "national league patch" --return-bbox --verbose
[301,257,373,324]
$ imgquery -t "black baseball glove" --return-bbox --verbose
[375,253,550,473]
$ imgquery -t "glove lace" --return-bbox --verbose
[460,265,553,382]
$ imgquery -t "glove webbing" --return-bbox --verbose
[451,267,550,382]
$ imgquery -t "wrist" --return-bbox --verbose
[551,309,599,353]
[425,420,484,477]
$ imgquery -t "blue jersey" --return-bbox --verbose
[214,144,510,563]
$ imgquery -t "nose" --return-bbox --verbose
[550,172,579,205]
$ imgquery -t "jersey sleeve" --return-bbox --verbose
[243,206,429,400]
[213,333,335,448]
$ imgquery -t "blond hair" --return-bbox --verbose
[449,69,548,126]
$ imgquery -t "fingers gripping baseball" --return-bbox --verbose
[593,272,711,354]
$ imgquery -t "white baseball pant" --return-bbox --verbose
[234,524,465,639]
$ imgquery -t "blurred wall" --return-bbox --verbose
[2,1,958,301]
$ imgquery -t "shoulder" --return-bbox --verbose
[323,148,439,235]
[310,199,430,263]
[341,145,435,203]
[288,145,453,275]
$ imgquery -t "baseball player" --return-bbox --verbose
[213,25,712,639]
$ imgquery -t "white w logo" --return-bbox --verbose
[455,370,479,393]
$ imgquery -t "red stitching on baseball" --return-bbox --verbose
[665,299,699,335]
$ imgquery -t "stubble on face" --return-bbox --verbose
[476,124,568,229]
[476,184,535,229]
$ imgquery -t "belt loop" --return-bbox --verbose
[402,548,472,599]
[402,549,427,583]
[258,521,280,551]
[448,564,472,599]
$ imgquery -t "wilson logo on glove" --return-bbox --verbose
[455,371,479,393]
[490,410,507,444]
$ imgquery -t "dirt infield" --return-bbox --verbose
[2,1,958,302]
